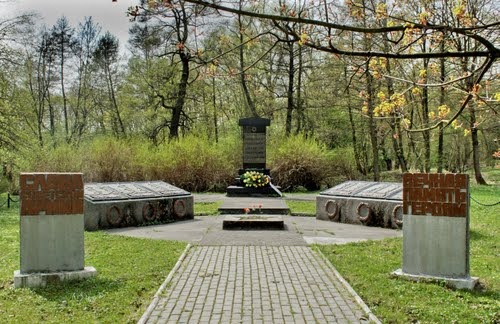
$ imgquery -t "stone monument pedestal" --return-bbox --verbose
[223,215,285,230]
[14,267,98,289]
[226,184,282,197]
[226,117,282,197]
[14,173,97,289]
[393,173,479,290]
[391,269,479,290]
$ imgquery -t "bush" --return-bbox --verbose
[20,135,239,192]
[268,134,331,191]
[84,137,139,182]
[144,135,238,192]
[324,147,362,186]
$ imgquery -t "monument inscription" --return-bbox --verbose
[226,117,282,197]
[15,172,97,288]
[238,117,271,170]
[243,131,266,164]
[20,173,83,216]
[403,173,468,217]
[393,173,477,290]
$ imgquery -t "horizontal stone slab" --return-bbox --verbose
[320,181,402,201]
[226,185,282,198]
[84,181,193,231]
[219,198,289,215]
[85,181,190,202]
[222,215,285,230]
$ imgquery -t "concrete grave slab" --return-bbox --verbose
[218,197,289,215]
[84,181,193,231]
[222,215,285,230]
[317,181,403,228]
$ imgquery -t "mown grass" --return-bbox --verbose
[318,185,500,323]
[286,200,316,215]
[194,201,221,215]
[0,200,186,323]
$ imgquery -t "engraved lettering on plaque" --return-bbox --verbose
[20,173,84,216]
[403,173,468,217]
[243,132,266,164]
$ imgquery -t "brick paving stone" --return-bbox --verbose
[145,246,369,323]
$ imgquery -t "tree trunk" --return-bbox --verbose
[421,56,431,172]
[470,104,487,184]
[295,45,304,134]
[345,66,365,175]
[367,60,379,181]
[285,41,294,136]
[212,76,218,143]
[170,52,190,140]
[437,48,446,173]
[361,0,379,180]
[105,63,125,136]
[238,12,257,117]
[60,43,69,141]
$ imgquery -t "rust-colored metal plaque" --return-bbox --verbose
[403,173,468,217]
[20,173,84,216]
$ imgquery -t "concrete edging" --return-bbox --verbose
[313,246,382,324]
[137,243,192,324]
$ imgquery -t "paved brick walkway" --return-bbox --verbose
[144,246,369,323]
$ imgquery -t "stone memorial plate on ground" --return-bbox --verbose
[85,181,190,201]
[317,181,403,228]
[84,181,193,230]
[223,215,285,230]
[218,198,289,215]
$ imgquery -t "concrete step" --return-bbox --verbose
[218,198,290,215]
[222,215,285,230]
[226,185,282,197]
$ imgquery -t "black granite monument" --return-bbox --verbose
[226,117,282,197]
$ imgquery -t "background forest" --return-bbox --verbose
[0,0,498,193]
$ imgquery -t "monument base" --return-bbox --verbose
[14,266,98,289]
[223,215,285,230]
[391,269,479,290]
[226,184,282,197]
[218,198,289,215]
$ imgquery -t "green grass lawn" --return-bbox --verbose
[0,201,186,323]
[318,184,500,323]
[194,201,221,215]
[194,199,317,216]
[286,200,316,215]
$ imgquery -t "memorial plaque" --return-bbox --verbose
[16,173,97,287]
[317,181,403,228]
[403,173,468,217]
[84,181,193,230]
[20,173,84,216]
[85,181,189,202]
[395,173,477,288]
[320,181,402,200]
[239,117,270,170]
[227,117,282,197]
[243,131,266,164]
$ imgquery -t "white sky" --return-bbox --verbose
[1,0,138,50]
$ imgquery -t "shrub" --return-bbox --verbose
[145,135,238,192]
[83,137,139,182]
[324,147,362,186]
[20,143,83,173]
[268,134,331,191]
[19,134,239,192]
